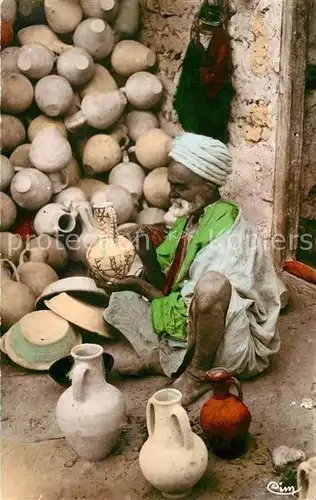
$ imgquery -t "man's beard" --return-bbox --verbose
[164,198,196,228]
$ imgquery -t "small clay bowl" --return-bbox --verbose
[48,351,114,387]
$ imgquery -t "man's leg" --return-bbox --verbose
[170,271,232,406]
[101,340,164,377]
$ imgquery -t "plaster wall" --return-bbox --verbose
[140,0,283,237]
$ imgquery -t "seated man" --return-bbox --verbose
[97,132,281,406]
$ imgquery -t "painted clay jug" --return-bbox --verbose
[86,202,135,280]
[139,388,208,498]
[298,457,316,500]
[200,368,251,458]
[56,343,126,461]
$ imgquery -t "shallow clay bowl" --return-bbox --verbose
[49,351,114,387]
[36,277,109,309]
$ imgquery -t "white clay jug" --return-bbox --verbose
[10,168,53,210]
[86,202,135,280]
[17,43,54,80]
[73,18,115,61]
[80,0,118,22]
[28,115,68,142]
[17,25,72,55]
[122,71,163,110]
[139,388,208,498]
[65,90,126,132]
[80,63,117,98]
[49,170,69,195]
[108,151,145,201]
[0,155,14,191]
[124,110,159,141]
[1,0,17,25]
[69,201,98,263]
[57,47,95,86]
[298,457,316,500]
[111,40,156,77]
[35,75,73,117]
[34,202,77,236]
[1,47,21,74]
[1,72,34,115]
[10,144,33,169]
[44,0,83,34]
[56,343,126,461]
[30,128,72,173]
[1,115,26,153]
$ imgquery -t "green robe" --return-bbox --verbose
[151,200,239,340]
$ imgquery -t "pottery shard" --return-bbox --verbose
[272,446,306,471]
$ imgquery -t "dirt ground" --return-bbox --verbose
[2,273,316,500]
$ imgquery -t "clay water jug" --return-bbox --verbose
[17,248,58,298]
[69,201,98,263]
[86,202,135,280]
[33,202,77,236]
[298,457,316,500]
[10,168,53,211]
[0,258,35,330]
[56,343,126,461]
[200,368,251,458]
[139,388,208,498]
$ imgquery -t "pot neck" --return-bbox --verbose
[211,381,232,398]
[77,202,97,232]
[93,203,118,241]
[73,351,107,392]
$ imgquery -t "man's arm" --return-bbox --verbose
[94,276,163,301]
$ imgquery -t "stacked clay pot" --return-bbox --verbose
[0,0,174,329]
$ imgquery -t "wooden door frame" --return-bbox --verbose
[272,0,311,270]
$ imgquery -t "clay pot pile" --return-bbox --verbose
[0,0,173,331]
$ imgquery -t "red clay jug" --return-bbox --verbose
[200,367,251,458]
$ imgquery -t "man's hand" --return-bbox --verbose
[94,276,143,294]
[94,275,163,301]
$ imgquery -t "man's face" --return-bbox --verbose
[168,162,205,204]
[167,161,218,216]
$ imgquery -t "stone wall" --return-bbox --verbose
[140,0,283,237]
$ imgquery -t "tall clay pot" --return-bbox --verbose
[200,368,251,458]
[298,457,316,500]
[86,202,135,280]
[56,343,126,461]
[139,388,208,498]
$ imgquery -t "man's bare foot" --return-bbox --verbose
[169,371,212,407]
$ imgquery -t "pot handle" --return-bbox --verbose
[0,258,20,282]
[146,398,155,437]
[19,249,31,265]
[227,376,243,400]
[297,460,311,499]
[59,169,69,191]
[171,406,194,450]
[72,363,88,402]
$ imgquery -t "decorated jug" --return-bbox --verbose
[86,202,135,280]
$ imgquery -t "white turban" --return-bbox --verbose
[169,132,233,187]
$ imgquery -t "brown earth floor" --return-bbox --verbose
[1,273,316,500]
